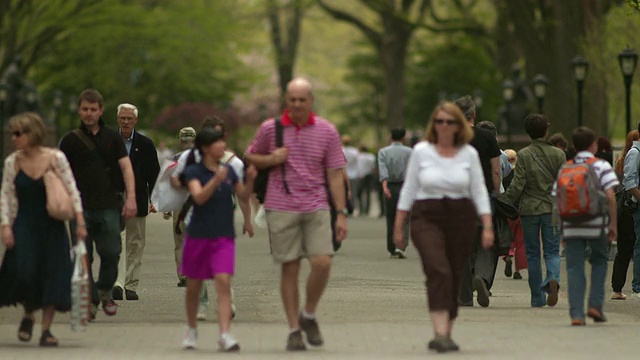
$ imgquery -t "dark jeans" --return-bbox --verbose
[385,182,408,254]
[83,208,122,305]
[377,179,385,217]
[357,174,375,215]
[459,226,499,304]
[612,209,636,292]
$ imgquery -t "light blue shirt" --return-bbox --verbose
[121,129,134,155]
[623,140,640,191]
[378,142,413,182]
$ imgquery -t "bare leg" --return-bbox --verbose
[41,306,55,331]
[185,279,204,328]
[430,311,450,337]
[281,259,301,329]
[304,255,331,314]
[214,274,232,334]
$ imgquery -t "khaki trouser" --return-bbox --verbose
[115,216,147,291]
[173,211,187,281]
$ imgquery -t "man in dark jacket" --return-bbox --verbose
[112,103,160,301]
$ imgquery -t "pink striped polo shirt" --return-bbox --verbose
[245,111,345,213]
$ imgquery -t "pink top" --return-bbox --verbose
[245,112,345,213]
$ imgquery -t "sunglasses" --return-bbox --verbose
[433,118,457,126]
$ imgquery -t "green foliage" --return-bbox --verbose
[405,35,501,128]
[22,0,264,133]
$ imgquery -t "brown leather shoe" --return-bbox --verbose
[547,280,559,307]
[571,319,586,326]
[587,308,607,322]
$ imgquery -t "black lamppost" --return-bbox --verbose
[618,47,638,135]
[0,80,7,168]
[502,79,515,147]
[52,90,63,139]
[532,74,549,114]
[572,56,589,127]
[473,89,484,120]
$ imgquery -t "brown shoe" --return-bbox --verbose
[299,314,324,346]
[571,319,586,326]
[547,280,559,307]
[286,330,306,351]
[587,308,607,323]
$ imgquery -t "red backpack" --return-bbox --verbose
[556,157,606,222]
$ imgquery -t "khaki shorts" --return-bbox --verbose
[266,210,334,263]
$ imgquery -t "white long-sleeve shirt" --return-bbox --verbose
[397,141,491,216]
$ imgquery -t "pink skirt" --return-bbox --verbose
[179,236,235,279]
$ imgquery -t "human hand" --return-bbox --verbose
[214,166,229,185]
[123,197,137,218]
[245,165,257,182]
[149,203,157,213]
[272,147,288,165]
[481,228,494,249]
[2,226,14,249]
[608,224,617,243]
[76,224,87,242]
[384,187,392,199]
[243,221,254,238]
[335,215,348,242]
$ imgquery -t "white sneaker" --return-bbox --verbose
[196,304,207,321]
[394,249,406,259]
[631,292,640,300]
[182,327,198,349]
[218,333,240,352]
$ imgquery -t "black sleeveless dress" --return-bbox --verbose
[0,170,72,312]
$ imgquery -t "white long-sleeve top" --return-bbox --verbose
[397,141,491,216]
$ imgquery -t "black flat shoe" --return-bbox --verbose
[39,330,58,347]
[428,337,452,353]
[18,316,34,342]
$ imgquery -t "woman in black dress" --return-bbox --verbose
[0,112,86,346]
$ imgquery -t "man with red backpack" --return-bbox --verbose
[555,126,617,325]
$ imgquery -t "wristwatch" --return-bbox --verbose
[336,208,349,217]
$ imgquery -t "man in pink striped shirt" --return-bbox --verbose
[245,77,347,351]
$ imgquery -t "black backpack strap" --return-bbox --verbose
[275,117,290,194]
[72,129,96,151]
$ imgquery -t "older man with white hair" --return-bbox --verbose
[112,103,160,301]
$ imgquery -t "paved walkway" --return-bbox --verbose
[1,212,639,359]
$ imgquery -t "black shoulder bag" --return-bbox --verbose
[253,117,289,204]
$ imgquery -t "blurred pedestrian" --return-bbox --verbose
[180,128,256,351]
[501,114,566,307]
[394,102,493,353]
[558,127,617,325]
[595,136,613,166]
[112,103,160,301]
[245,77,347,351]
[59,89,137,319]
[0,112,86,346]
[378,128,412,258]
[356,145,376,216]
[611,130,639,300]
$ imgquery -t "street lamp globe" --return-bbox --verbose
[502,80,514,102]
[532,74,549,99]
[572,56,589,82]
[618,47,638,78]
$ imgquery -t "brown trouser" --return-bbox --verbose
[410,198,477,320]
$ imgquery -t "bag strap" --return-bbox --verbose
[530,144,556,182]
[72,129,96,152]
[275,117,290,194]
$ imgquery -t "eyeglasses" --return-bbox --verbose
[433,118,457,126]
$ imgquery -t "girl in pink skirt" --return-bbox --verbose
[179,128,256,351]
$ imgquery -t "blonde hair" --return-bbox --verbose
[8,112,46,147]
[424,102,474,146]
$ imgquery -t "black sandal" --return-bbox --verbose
[17,316,34,342]
[39,330,58,347]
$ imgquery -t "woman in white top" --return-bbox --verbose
[393,102,494,353]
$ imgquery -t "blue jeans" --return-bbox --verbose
[564,237,608,320]
[631,207,640,292]
[520,214,561,307]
